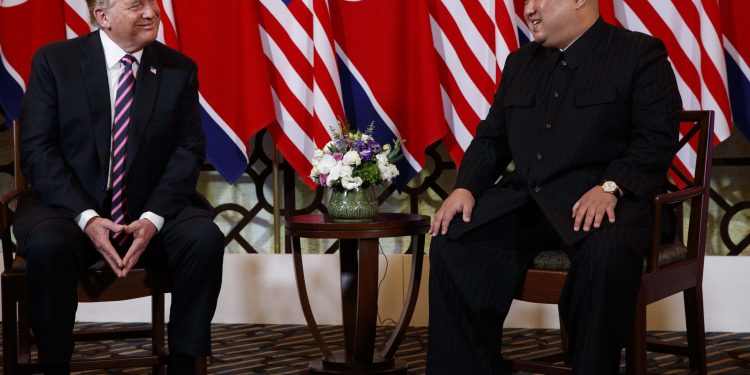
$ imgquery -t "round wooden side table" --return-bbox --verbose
[285,213,430,375]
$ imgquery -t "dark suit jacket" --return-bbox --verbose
[449,18,682,248]
[14,31,211,252]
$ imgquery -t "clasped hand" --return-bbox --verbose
[83,217,157,277]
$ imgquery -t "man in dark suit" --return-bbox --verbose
[427,0,681,373]
[14,0,224,373]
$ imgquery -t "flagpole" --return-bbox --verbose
[272,147,282,254]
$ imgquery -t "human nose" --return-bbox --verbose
[142,0,159,19]
[525,0,536,18]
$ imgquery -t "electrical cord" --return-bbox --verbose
[377,243,398,343]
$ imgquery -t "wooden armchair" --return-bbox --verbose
[0,121,207,374]
[509,110,714,375]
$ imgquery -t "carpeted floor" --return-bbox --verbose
[2,323,749,374]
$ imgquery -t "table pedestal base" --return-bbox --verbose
[309,351,407,374]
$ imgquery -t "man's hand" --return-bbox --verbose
[571,186,618,232]
[84,217,125,277]
[121,219,157,276]
[430,188,475,236]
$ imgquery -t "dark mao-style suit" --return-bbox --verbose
[427,18,681,374]
[14,31,224,365]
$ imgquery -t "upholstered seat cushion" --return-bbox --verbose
[11,257,119,273]
[531,240,688,271]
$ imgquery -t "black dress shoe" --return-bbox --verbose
[168,353,196,374]
[42,362,70,375]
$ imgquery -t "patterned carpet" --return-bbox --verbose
[1,323,749,374]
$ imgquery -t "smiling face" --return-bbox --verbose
[94,0,160,52]
[524,0,590,49]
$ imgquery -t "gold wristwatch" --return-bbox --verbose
[600,180,623,199]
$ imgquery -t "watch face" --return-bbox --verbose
[602,181,617,192]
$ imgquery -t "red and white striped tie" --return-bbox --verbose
[111,54,135,245]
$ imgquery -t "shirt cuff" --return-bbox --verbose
[140,211,164,232]
[75,209,100,231]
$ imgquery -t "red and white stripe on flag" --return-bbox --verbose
[257,0,346,188]
[429,0,521,166]
[602,0,731,181]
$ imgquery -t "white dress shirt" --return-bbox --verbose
[75,30,164,232]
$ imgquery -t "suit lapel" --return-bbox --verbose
[127,44,161,172]
[80,31,112,189]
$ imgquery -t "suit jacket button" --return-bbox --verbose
[536,153,543,160]
[534,186,541,193]
[545,123,552,129]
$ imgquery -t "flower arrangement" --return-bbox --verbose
[310,123,403,190]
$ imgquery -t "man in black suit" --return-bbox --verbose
[14,0,224,373]
[427,0,681,373]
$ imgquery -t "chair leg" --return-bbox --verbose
[2,277,19,375]
[626,292,647,375]
[684,286,707,374]
[557,309,570,364]
[17,293,31,363]
[152,293,166,375]
[194,356,207,375]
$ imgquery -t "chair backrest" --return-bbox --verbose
[11,120,27,191]
[649,110,714,272]
[1,120,27,269]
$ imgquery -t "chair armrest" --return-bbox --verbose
[653,186,704,206]
[647,186,706,274]
[0,188,29,206]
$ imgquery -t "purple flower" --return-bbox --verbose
[333,152,344,161]
[366,140,381,154]
[359,149,373,161]
[352,140,366,151]
[319,173,328,186]
[335,138,348,150]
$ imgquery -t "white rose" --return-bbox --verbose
[313,149,324,162]
[323,141,335,154]
[310,165,320,178]
[317,154,337,174]
[375,152,389,166]
[327,161,343,186]
[341,176,363,190]
[339,165,354,178]
[343,150,361,166]
[379,163,399,181]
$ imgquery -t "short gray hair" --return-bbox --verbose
[86,0,111,27]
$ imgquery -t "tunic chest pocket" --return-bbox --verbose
[574,85,617,107]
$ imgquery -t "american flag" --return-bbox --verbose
[429,0,519,165]
[257,0,345,188]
